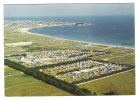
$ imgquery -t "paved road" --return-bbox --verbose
[76,68,135,85]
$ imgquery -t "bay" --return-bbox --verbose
[5,15,135,48]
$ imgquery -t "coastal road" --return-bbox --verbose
[76,68,135,85]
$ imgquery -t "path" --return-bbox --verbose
[4,67,10,68]
[4,73,24,77]
[5,81,42,89]
[76,68,135,85]
[103,53,134,61]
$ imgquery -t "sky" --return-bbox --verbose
[4,3,134,17]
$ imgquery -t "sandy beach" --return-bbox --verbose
[19,27,135,50]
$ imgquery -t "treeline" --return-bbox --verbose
[26,46,62,52]
[4,59,26,71]
[68,53,88,58]
[92,59,135,68]
[24,68,92,95]
[72,65,135,84]
[81,50,111,54]
[56,68,79,75]
[4,59,95,95]
[31,56,92,70]
[8,53,27,57]
[104,90,121,95]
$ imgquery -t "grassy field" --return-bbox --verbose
[4,67,21,76]
[92,47,135,67]
[5,82,73,96]
[4,67,73,96]
[5,74,40,88]
[79,70,135,95]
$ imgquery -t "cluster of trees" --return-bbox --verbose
[92,59,135,68]
[56,68,79,75]
[68,53,88,58]
[109,90,121,95]
[80,50,111,54]
[27,46,62,52]
[9,53,27,57]
[4,59,94,95]
[81,50,91,52]
[4,59,26,71]
[104,90,121,95]
[81,49,111,53]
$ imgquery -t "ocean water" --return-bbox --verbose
[5,15,135,48]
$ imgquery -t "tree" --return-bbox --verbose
[93,92,97,95]
[109,90,121,95]
[81,88,91,94]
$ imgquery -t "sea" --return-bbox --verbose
[4,15,135,48]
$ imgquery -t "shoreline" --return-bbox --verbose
[19,27,135,50]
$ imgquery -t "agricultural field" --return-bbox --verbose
[5,82,73,96]
[4,67,73,96]
[79,69,135,95]
[4,67,21,76]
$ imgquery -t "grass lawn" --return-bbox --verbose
[4,68,73,96]
[79,70,135,95]
[5,82,73,96]
[108,55,135,66]
[5,74,40,88]
[4,67,21,76]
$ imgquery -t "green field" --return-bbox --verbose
[5,74,40,88]
[79,70,135,95]
[5,81,73,96]
[4,67,21,76]
[4,67,73,96]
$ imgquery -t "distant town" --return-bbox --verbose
[4,20,92,28]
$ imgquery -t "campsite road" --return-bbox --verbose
[76,68,135,85]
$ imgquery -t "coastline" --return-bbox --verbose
[19,27,135,50]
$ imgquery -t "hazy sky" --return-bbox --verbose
[4,3,134,17]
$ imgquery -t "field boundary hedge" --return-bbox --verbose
[4,59,93,95]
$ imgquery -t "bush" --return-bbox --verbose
[109,90,121,95]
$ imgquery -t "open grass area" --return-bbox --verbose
[4,67,21,76]
[92,47,135,67]
[4,27,84,53]
[79,70,135,95]
[5,81,73,96]
[4,67,73,96]
[5,74,40,88]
